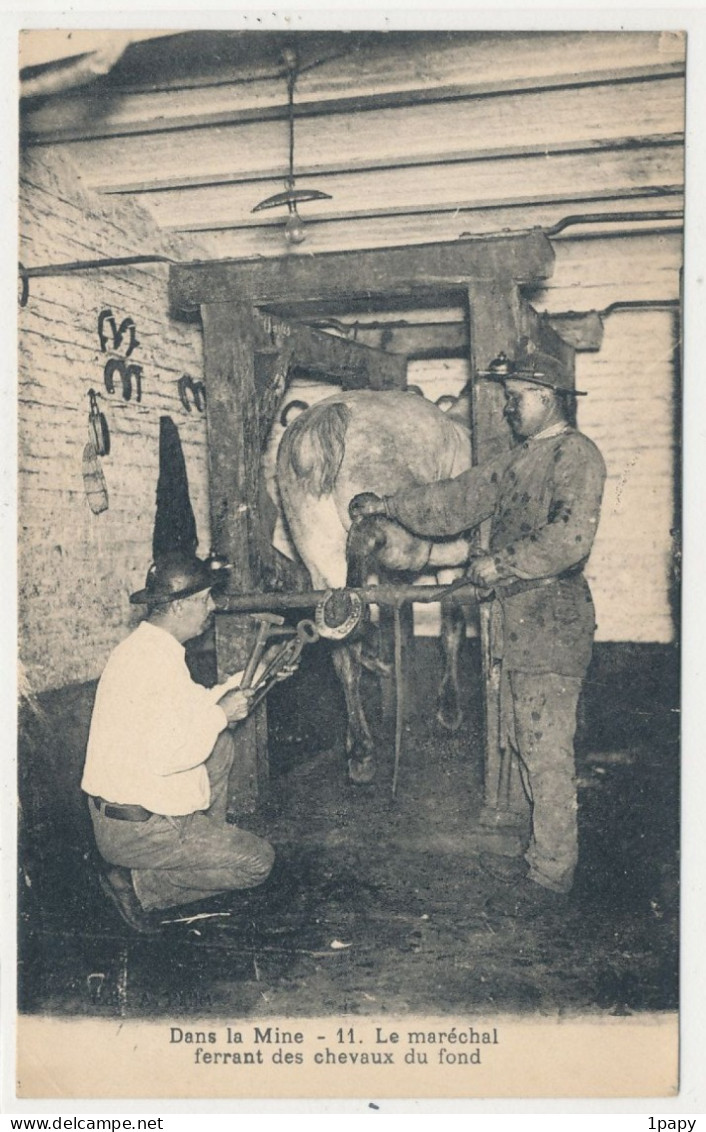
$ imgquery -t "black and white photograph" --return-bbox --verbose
[12,22,689,1103]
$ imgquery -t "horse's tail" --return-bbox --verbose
[278,401,350,497]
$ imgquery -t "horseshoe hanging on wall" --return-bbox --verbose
[82,441,109,515]
[88,389,110,456]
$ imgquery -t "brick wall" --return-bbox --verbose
[18,149,211,693]
[534,232,681,645]
[577,308,679,644]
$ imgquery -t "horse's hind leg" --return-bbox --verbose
[332,643,376,784]
[437,599,465,732]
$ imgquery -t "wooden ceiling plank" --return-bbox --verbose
[133,144,684,232]
[91,134,684,199]
[22,46,684,145]
[59,75,684,193]
[102,30,685,97]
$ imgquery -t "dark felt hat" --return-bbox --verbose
[129,550,231,605]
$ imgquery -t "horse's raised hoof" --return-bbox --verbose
[348,755,376,785]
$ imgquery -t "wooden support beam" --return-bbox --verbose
[169,232,555,315]
[201,301,269,813]
[350,321,469,360]
[257,312,407,390]
[519,304,576,383]
[264,290,464,320]
[181,193,684,261]
[466,282,519,821]
[344,311,603,357]
[547,311,605,352]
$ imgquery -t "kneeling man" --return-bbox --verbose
[82,550,282,934]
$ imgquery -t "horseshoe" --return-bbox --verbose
[315,588,364,641]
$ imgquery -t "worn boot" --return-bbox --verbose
[99,866,161,935]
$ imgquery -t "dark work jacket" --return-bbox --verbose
[386,426,607,677]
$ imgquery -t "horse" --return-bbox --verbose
[275,386,476,784]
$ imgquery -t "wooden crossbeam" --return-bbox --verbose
[257,313,407,389]
[169,232,555,315]
[327,311,604,357]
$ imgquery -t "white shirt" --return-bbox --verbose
[81,621,229,816]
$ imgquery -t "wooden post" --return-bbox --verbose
[201,301,269,813]
[375,359,412,731]
[466,281,519,824]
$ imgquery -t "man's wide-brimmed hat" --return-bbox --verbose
[129,550,231,605]
[480,350,587,396]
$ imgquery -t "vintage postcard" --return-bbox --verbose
[8,14,701,1110]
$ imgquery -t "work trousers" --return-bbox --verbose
[500,668,582,894]
[88,731,275,912]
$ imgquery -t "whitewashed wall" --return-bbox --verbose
[576,310,678,644]
[18,150,210,692]
[534,232,681,644]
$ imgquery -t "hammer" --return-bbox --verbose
[241,612,289,690]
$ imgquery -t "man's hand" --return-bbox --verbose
[349,492,388,522]
[467,555,504,588]
[217,687,253,723]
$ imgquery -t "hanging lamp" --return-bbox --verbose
[252,49,332,245]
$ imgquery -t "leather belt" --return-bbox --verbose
[497,576,556,598]
[92,796,152,822]
[481,571,583,601]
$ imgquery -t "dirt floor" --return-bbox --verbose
[18,640,679,1021]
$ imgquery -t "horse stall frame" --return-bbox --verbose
[169,233,575,824]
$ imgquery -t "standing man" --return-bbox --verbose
[350,351,606,912]
[82,550,281,934]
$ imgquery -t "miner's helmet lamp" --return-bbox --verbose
[129,549,231,605]
[480,350,587,396]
